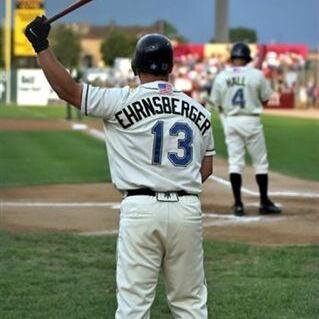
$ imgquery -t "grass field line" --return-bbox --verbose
[0,201,121,209]
[71,124,106,141]
[0,200,285,233]
[80,230,119,236]
[210,175,319,198]
[204,213,286,227]
[80,214,286,236]
[71,123,105,141]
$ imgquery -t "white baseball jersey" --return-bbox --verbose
[81,81,215,194]
[211,66,272,116]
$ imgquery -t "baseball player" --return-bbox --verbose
[25,16,215,318]
[211,42,281,217]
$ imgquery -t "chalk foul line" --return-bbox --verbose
[1,201,121,209]
[210,175,319,198]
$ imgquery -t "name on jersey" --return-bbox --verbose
[115,96,211,135]
[226,76,246,87]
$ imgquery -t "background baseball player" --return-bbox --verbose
[211,42,281,217]
[25,16,215,318]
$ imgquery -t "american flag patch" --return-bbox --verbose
[158,83,173,95]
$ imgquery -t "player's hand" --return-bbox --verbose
[25,16,51,53]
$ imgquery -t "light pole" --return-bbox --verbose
[214,0,229,43]
[5,0,12,104]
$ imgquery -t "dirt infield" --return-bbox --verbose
[1,117,319,245]
[1,157,318,245]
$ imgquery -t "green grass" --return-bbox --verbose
[0,131,110,188]
[0,105,318,183]
[0,105,67,119]
[263,115,319,181]
[0,230,318,318]
[212,114,319,181]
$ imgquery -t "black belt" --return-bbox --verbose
[126,188,196,197]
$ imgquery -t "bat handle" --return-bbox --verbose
[45,15,63,25]
[44,17,57,25]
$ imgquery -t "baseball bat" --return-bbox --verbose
[45,0,93,25]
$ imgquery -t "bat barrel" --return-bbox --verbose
[45,0,93,25]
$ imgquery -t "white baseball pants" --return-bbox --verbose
[224,116,269,175]
[115,195,208,319]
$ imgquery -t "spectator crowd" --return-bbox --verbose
[84,49,319,109]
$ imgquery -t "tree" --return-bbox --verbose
[50,25,81,68]
[158,20,187,43]
[100,29,136,66]
[229,27,257,43]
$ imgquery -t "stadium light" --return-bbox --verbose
[5,0,12,104]
[214,0,229,42]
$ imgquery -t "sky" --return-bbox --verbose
[1,0,319,48]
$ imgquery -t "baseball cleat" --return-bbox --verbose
[233,204,245,217]
[259,201,281,215]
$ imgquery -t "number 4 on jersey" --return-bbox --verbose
[232,88,246,108]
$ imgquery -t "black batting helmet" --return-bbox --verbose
[131,33,173,76]
[230,42,252,63]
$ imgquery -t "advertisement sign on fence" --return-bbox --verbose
[14,0,45,56]
[0,71,6,103]
[17,69,51,105]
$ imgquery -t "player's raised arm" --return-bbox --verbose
[24,16,83,109]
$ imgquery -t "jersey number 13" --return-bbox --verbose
[151,121,193,167]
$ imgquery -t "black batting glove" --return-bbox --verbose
[25,16,51,53]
